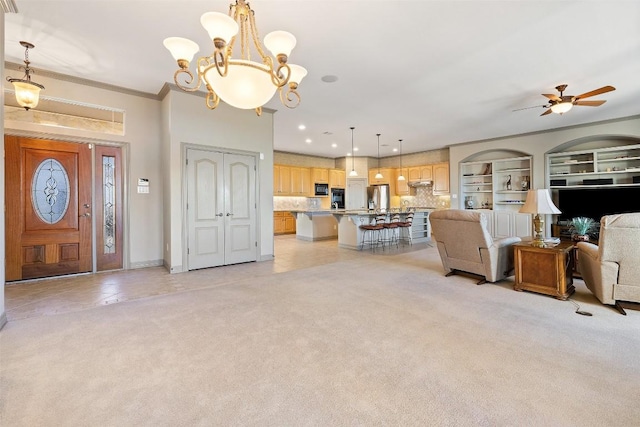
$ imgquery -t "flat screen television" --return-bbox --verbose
[554,187,640,222]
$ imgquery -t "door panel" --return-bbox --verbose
[187,150,225,269]
[224,154,256,265]
[5,136,92,281]
[95,145,124,271]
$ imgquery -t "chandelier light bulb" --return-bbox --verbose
[200,12,239,45]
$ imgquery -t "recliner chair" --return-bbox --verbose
[429,209,521,284]
[577,212,640,315]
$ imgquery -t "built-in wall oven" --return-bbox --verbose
[331,188,345,209]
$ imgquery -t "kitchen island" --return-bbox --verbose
[290,209,434,250]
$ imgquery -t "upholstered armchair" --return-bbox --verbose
[429,209,521,284]
[577,213,640,315]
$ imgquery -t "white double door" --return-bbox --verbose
[186,148,257,270]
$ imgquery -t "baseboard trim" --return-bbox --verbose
[130,259,163,269]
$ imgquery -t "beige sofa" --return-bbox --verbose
[577,213,640,315]
[429,209,521,284]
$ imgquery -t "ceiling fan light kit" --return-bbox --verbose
[540,84,615,116]
[163,0,307,116]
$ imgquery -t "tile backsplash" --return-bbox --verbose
[400,187,450,208]
[274,197,322,210]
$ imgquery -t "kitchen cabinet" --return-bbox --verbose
[368,168,393,185]
[274,165,292,195]
[312,168,329,184]
[290,167,311,196]
[408,165,432,182]
[432,162,450,194]
[274,211,296,235]
[395,168,410,194]
[329,169,346,188]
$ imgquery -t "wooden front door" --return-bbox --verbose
[5,136,92,281]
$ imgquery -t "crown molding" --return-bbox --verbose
[5,61,159,100]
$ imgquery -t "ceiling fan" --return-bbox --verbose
[515,84,616,116]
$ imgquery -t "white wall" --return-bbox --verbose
[449,116,640,209]
[161,87,275,272]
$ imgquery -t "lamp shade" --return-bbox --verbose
[519,189,561,214]
[12,81,42,110]
[163,37,200,62]
[287,64,307,85]
[264,31,296,57]
[200,12,239,44]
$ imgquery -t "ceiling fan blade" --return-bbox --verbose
[540,108,553,116]
[574,100,606,107]
[575,85,615,100]
[542,94,562,102]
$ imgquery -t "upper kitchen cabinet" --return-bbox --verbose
[368,168,393,185]
[274,165,292,195]
[432,162,450,194]
[395,168,410,194]
[312,168,329,183]
[290,167,311,196]
[408,165,433,182]
[329,169,346,188]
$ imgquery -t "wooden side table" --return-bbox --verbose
[513,241,575,300]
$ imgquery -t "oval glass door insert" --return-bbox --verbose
[31,158,70,224]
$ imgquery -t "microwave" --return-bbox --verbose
[314,183,329,196]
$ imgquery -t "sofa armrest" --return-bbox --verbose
[577,241,599,261]
[492,236,521,249]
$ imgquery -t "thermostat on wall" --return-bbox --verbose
[138,178,149,194]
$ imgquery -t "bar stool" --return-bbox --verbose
[398,211,414,246]
[359,213,386,251]
[382,212,401,249]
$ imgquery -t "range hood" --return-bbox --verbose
[407,180,433,187]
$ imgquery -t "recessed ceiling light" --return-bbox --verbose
[392,148,398,152]
[298,124,306,130]
[305,138,312,144]
[321,75,338,83]
[354,147,359,152]
[331,143,337,148]
[347,153,352,156]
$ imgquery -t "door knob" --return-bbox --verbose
[80,212,91,218]
[83,204,91,208]
[226,213,233,216]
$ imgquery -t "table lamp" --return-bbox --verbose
[519,189,561,248]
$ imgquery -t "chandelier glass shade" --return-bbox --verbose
[349,127,358,177]
[550,101,573,115]
[164,0,307,115]
[7,41,45,111]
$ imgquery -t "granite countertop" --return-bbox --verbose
[287,208,439,215]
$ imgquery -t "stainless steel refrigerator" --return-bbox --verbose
[366,184,390,211]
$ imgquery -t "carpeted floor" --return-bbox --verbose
[1,244,639,426]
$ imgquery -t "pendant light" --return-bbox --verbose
[349,127,358,177]
[397,139,405,181]
[374,133,383,179]
[7,41,45,111]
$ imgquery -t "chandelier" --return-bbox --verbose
[6,41,45,111]
[163,0,307,116]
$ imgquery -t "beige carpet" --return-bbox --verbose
[1,246,639,426]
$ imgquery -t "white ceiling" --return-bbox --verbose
[5,1,640,159]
